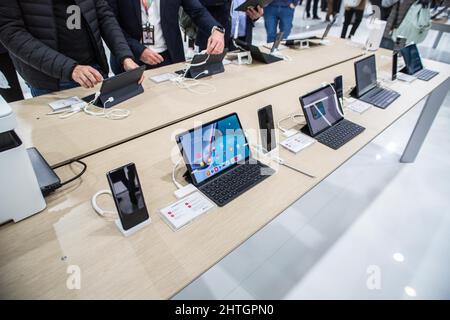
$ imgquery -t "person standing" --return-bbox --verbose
[0,44,24,102]
[264,0,300,43]
[341,0,368,38]
[107,0,225,73]
[306,0,321,19]
[0,0,141,97]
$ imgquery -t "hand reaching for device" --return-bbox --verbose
[140,48,164,66]
[206,30,225,55]
[123,58,144,85]
[246,6,263,21]
[72,65,104,89]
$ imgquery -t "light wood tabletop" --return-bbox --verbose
[1,54,449,299]
[10,38,363,167]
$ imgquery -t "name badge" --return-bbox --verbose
[142,23,155,46]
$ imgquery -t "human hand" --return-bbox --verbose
[140,48,164,65]
[206,30,225,54]
[72,65,104,89]
[123,58,144,84]
[247,6,263,20]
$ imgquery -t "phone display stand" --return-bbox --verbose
[115,218,151,237]
[91,189,151,237]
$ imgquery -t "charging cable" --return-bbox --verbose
[172,60,217,95]
[83,93,130,120]
[277,113,305,133]
[272,51,292,62]
[91,189,118,221]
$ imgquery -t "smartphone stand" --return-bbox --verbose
[115,218,151,237]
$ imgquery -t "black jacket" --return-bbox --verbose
[0,0,133,91]
[196,0,231,50]
[107,0,219,74]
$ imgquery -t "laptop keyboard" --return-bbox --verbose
[199,162,274,207]
[360,87,400,109]
[316,119,365,150]
[415,69,438,81]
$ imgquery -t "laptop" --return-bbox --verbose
[183,51,227,79]
[27,147,61,196]
[285,15,337,46]
[353,54,400,109]
[400,43,439,81]
[176,113,275,207]
[82,65,145,108]
[300,84,365,150]
[234,39,283,64]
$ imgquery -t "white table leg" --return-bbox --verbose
[400,77,450,163]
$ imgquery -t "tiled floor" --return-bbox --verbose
[174,7,450,300]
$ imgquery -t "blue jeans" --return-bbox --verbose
[264,5,295,43]
[29,64,105,97]
[29,80,79,97]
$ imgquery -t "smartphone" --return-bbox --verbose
[107,163,149,230]
[392,51,398,81]
[394,36,407,52]
[258,105,276,153]
[271,32,284,53]
[333,75,344,113]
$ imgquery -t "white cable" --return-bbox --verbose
[272,51,292,62]
[83,96,130,120]
[172,157,184,189]
[277,113,304,132]
[172,66,216,95]
[91,189,117,221]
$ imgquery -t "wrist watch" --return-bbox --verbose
[211,26,225,35]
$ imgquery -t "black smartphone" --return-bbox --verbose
[258,105,276,153]
[333,75,344,113]
[394,36,407,52]
[392,51,398,81]
[333,75,343,101]
[107,163,149,230]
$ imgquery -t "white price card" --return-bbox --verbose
[160,191,215,231]
[48,96,84,111]
[149,73,178,83]
[280,132,316,153]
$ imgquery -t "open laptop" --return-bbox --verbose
[234,39,283,64]
[300,85,365,150]
[400,43,439,81]
[176,113,275,207]
[82,65,145,108]
[353,55,400,109]
[285,15,337,46]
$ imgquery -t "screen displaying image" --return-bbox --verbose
[356,55,377,97]
[302,85,343,136]
[178,114,250,184]
[401,44,423,75]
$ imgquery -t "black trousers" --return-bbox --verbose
[306,0,320,17]
[341,9,364,39]
[0,52,24,102]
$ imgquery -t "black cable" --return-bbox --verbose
[54,159,88,187]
